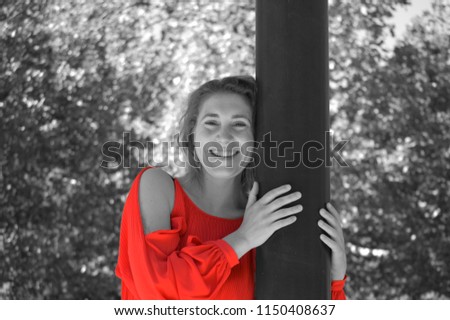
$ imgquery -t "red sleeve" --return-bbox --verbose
[115,167,240,300]
[331,275,347,300]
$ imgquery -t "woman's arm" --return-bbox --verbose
[139,167,174,234]
[115,167,239,300]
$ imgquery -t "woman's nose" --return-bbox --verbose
[216,126,234,142]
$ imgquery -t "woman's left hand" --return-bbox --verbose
[318,202,347,281]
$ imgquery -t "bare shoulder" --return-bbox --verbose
[139,167,175,234]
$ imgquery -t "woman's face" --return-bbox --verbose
[193,92,254,179]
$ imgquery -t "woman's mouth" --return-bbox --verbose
[208,148,239,159]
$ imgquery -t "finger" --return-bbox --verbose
[326,202,340,220]
[326,204,346,244]
[319,208,340,229]
[319,234,340,251]
[268,191,302,212]
[272,215,297,232]
[272,205,303,221]
[245,181,259,210]
[317,219,339,239]
[259,184,292,205]
[318,218,345,247]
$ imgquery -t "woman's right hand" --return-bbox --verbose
[235,181,303,252]
[223,181,302,258]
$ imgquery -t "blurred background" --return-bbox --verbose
[1,0,449,299]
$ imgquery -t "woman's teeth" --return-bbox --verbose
[209,149,238,158]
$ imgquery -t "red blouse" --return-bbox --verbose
[115,166,347,299]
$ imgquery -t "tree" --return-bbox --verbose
[331,0,450,298]
[1,0,256,299]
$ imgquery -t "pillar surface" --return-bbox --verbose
[255,0,330,299]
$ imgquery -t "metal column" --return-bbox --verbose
[255,0,330,299]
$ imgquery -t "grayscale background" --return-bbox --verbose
[1,0,449,299]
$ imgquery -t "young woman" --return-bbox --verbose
[115,76,347,299]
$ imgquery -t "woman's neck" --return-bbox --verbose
[182,171,247,216]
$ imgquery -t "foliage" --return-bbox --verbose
[1,0,448,299]
[329,0,450,299]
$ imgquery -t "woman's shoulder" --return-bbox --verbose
[140,166,175,204]
[140,166,173,183]
[139,167,176,233]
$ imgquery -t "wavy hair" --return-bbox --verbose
[176,75,257,196]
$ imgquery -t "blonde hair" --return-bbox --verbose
[177,75,257,196]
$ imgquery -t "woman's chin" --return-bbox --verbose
[202,156,246,177]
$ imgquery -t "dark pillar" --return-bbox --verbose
[255,0,330,299]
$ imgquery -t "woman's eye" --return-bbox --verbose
[204,121,247,128]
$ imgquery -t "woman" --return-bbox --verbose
[115,76,347,299]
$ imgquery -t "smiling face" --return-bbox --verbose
[193,92,254,179]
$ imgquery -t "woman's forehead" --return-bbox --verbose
[199,93,252,118]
